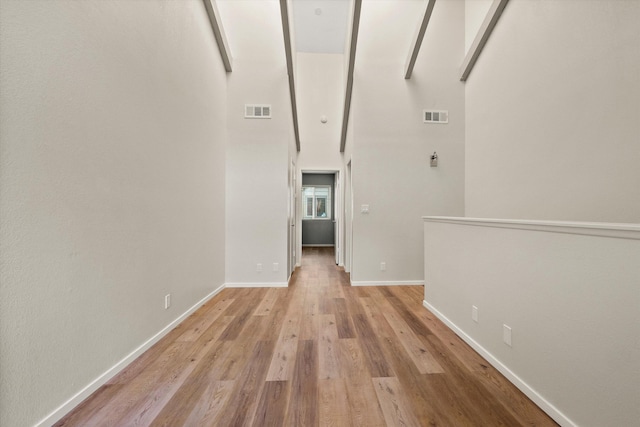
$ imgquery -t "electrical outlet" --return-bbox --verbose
[257,263,263,272]
[164,294,171,310]
[380,262,386,271]
[503,324,512,347]
[472,305,479,323]
[273,262,279,272]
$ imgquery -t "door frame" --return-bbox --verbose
[298,169,344,267]
[287,159,297,279]
[345,160,353,274]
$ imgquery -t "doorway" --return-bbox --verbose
[301,173,335,246]
[300,171,341,266]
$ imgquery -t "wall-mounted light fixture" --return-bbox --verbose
[430,151,438,167]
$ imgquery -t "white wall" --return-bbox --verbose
[295,52,345,265]
[424,218,640,426]
[296,53,345,170]
[349,0,465,284]
[465,0,640,223]
[0,1,227,426]
[219,0,293,286]
[464,0,493,54]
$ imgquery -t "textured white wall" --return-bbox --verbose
[296,53,344,171]
[465,0,640,222]
[424,219,640,426]
[219,0,292,285]
[0,1,227,425]
[464,0,493,54]
[349,0,465,283]
[295,53,345,266]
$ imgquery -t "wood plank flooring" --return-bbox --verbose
[55,247,558,426]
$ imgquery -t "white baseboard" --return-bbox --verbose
[225,282,288,288]
[422,300,575,427]
[351,280,424,287]
[35,283,226,427]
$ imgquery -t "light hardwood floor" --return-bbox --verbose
[56,247,557,426]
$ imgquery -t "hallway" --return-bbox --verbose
[56,247,556,426]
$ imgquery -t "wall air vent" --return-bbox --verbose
[245,104,272,119]
[423,110,448,124]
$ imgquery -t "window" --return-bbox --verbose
[302,186,331,220]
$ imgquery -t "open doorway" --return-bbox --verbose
[300,171,341,265]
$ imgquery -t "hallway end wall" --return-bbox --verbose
[295,52,346,266]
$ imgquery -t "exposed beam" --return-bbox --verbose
[203,0,233,72]
[404,0,436,79]
[279,0,301,152]
[340,0,363,153]
[459,0,509,82]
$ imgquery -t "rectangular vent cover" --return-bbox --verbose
[245,104,272,119]
[423,110,448,124]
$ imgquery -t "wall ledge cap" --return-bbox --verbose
[422,216,640,239]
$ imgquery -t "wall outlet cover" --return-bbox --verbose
[503,324,512,347]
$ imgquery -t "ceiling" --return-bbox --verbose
[292,0,351,54]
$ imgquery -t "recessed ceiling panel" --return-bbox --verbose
[293,0,351,53]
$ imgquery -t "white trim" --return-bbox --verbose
[423,216,640,240]
[422,300,576,427]
[301,170,340,174]
[351,280,424,287]
[225,282,288,288]
[35,283,226,427]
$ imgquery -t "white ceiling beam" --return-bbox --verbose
[459,0,509,82]
[340,0,363,153]
[279,0,301,152]
[404,0,436,79]
[202,0,233,72]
